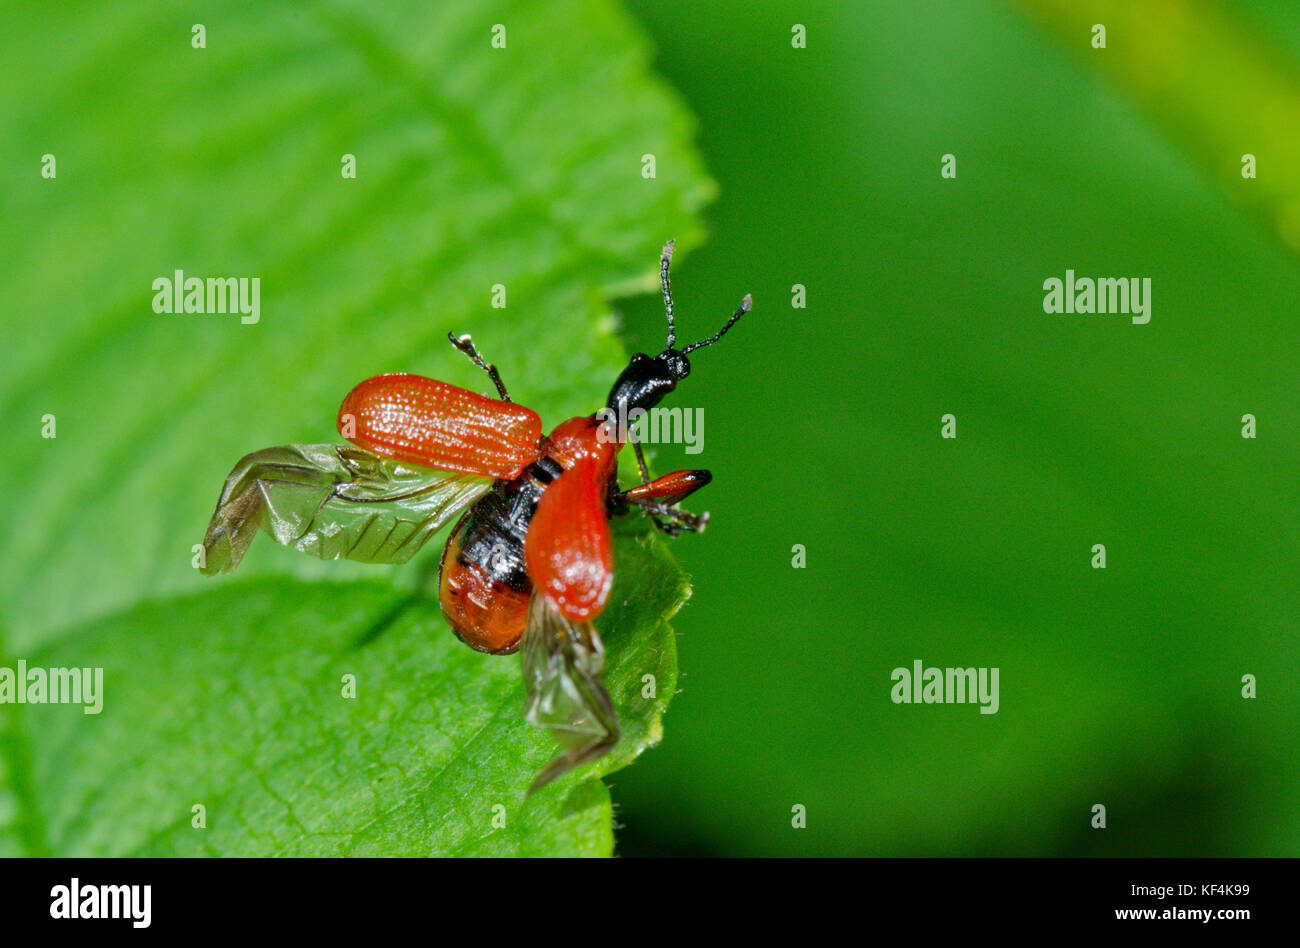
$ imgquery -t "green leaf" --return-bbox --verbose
[11,520,683,856]
[0,0,711,855]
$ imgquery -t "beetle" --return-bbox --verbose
[200,241,750,790]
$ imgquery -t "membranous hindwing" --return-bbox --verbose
[201,443,492,574]
[520,593,620,792]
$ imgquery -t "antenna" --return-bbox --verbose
[660,239,677,349]
[681,294,752,355]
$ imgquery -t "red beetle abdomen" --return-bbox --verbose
[338,373,542,479]
[438,516,530,653]
[435,414,623,647]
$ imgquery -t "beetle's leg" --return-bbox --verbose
[619,468,711,506]
[627,498,710,536]
[624,434,676,532]
[621,413,709,534]
[613,468,712,536]
[632,437,652,486]
[447,332,511,401]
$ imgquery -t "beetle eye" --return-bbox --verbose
[659,350,690,380]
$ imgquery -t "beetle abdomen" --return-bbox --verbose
[338,373,541,479]
[438,514,531,654]
[436,463,551,653]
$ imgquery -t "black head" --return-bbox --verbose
[606,349,689,415]
[604,240,752,415]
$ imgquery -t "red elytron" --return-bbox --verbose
[337,373,542,479]
[201,241,751,789]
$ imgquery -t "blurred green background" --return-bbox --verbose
[3,0,1298,857]
[609,0,1300,855]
